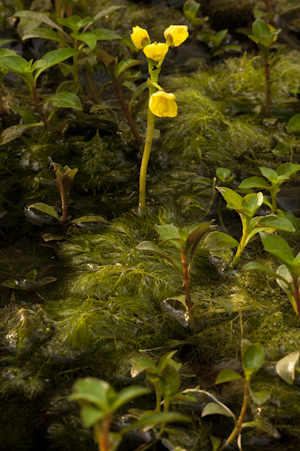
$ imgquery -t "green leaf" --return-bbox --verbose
[92,28,121,41]
[72,32,97,49]
[161,362,181,397]
[256,216,295,232]
[244,262,290,284]
[242,419,279,437]
[34,48,81,81]
[80,405,104,427]
[216,369,243,384]
[183,0,200,21]
[13,106,40,124]
[112,386,151,410]
[217,187,242,208]
[287,114,300,133]
[22,28,68,46]
[276,162,300,178]
[203,231,239,252]
[260,232,294,265]
[0,123,43,146]
[0,55,34,74]
[41,92,82,110]
[158,351,178,373]
[14,11,66,35]
[201,402,235,419]
[253,18,272,39]
[69,216,107,224]
[28,203,60,220]
[69,378,115,408]
[116,58,144,77]
[276,351,300,385]
[131,356,157,377]
[122,412,191,435]
[243,344,265,379]
[216,167,233,182]
[259,166,278,182]
[242,192,263,212]
[249,388,270,405]
[185,221,213,255]
[155,224,181,241]
[210,436,222,451]
[239,176,270,189]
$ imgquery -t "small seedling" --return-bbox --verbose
[69,376,190,451]
[217,187,295,268]
[248,18,281,116]
[136,221,214,328]
[201,339,269,450]
[239,162,300,213]
[245,232,300,322]
[131,351,195,437]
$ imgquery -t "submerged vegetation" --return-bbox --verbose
[1,0,300,450]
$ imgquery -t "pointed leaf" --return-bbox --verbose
[276,351,300,385]
[72,32,97,49]
[242,192,263,212]
[249,388,270,405]
[244,262,290,284]
[239,177,270,189]
[276,162,300,178]
[201,402,235,419]
[22,28,68,46]
[216,369,243,384]
[253,18,272,39]
[158,351,178,373]
[41,92,82,110]
[287,114,300,133]
[28,203,59,220]
[0,123,43,146]
[14,11,66,35]
[122,411,191,435]
[92,28,121,41]
[185,221,212,253]
[243,344,265,378]
[256,216,295,232]
[112,386,151,410]
[259,167,278,182]
[70,215,107,224]
[80,405,104,427]
[116,58,144,76]
[69,378,115,408]
[155,224,181,241]
[204,231,238,252]
[34,48,81,80]
[131,356,157,377]
[217,187,242,208]
[260,232,294,264]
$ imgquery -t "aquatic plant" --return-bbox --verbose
[248,18,281,116]
[69,376,190,451]
[245,232,300,322]
[201,339,269,450]
[239,162,300,213]
[217,187,295,268]
[130,24,189,210]
[136,221,213,328]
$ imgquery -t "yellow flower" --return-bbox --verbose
[149,91,177,118]
[164,25,189,47]
[131,26,150,49]
[143,42,169,62]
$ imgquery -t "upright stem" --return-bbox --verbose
[113,79,142,146]
[31,83,47,125]
[97,418,111,451]
[155,387,161,413]
[158,398,170,437]
[232,215,250,269]
[219,381,250,451]
[270,186,278,213]
[181,250,195,329]
[292,276,300,320]
[263,56,271,117]
[263,0,274,14]
[138,66,159,212]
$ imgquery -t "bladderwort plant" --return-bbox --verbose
[245,232,300,322]
[248,18,281,116]
[130,25,189,211]
[217,187,295,268]
[136,221,214,329]
[200,339,269,451]
[239,162,300,213]
[69,374,190,451]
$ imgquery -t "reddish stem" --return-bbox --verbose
[263,56,271,117]
[181,250,195,329]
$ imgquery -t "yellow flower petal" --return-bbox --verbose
[149,91,178,118]
[143,42,169,62]
[131,26,150,49]
[164,25,189,47]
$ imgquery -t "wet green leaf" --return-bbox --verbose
[201,402,234,418]
[22,28,68,46]
[260,232,294,266]
[243,344,265,379]
[277,162,300,177]
[28,203,60,220]
[249,388,269,405]
[70,216,107,224]
[14,11,66,35]
[155,224,181,241]
[287,114,300,133]
[217,187,242,208]
[0,123,43,146]
[276,351,300,385]
[255,216,295,232]
[259,167,278,182]
[34,48,81,81]
[42,92,82,110]
[216,369,243,384]
[239,176,270,189]
[204,231,238,252]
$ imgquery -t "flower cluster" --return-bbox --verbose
[130,25,189,117]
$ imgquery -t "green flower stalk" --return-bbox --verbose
[130,25,189,211]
